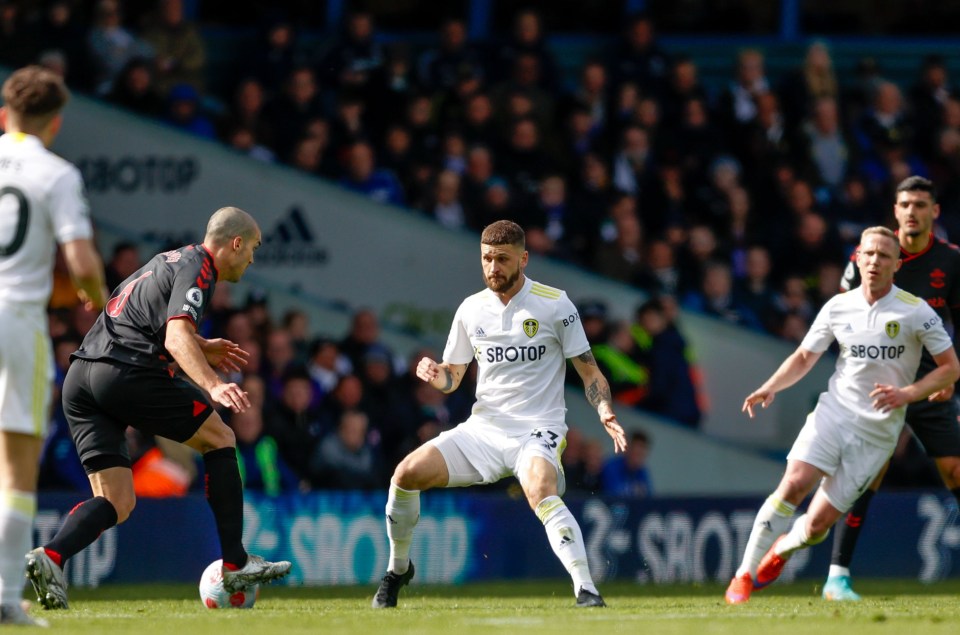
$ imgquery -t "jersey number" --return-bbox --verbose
[106,271,153,317]
[0,186,29,257]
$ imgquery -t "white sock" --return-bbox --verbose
[385,484,419,575]
[828,565,851,578]
[536,496,596,597]
[774,513,829,557]
[0,490,36,605]
[736,494,796,579]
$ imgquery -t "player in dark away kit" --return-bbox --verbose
[25,207,291,611]
[826,176,960,600]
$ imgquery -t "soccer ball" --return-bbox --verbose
[198,559,259,609]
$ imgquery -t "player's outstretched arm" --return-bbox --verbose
[743,346,822,417]
[416,357,468,394]
[193,334,250,373]
[166,319,250,413]
[571,350,627,454]
[61,238,109,311]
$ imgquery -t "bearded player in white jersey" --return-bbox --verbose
[372,220,627,609]
[725,226,960,604]
[0,66,108,625]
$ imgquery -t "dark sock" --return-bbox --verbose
[830,489,875,568]
[44,496,118,567]
[203,447,248,569]
[951,488,960,506]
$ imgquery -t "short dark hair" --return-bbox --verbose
[1,65,69,129]
[481,220,525,248]
[895,175,937,203]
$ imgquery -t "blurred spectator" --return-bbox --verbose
[164,82,216,138]
[661,55,708,129]
[718,48,769,130]
[561,427,603,493]
[317,10,383,96]
[104,241,142,292]
[282,309,311,363]
[263,66,325,160]
[0,0,34,70]
[607,13,669,97]
[265,366,326,481]
[778,41,839,131]
[339,308,393,373]
[498,117,554,199]
[219,77,276,150]
[602,429,652,497]
[310,410,382,490]
[31,0,89,88]
[232,376,301,495]
[523,175,584,262]
[491,52,555,133]
[307,337,347,396]
[911,55,951,160]
[856,80,912,157]
[460,92,497,146]
[248,18,300,94]
[612,124,654,195]
[226,124,276,163]
[369,43,418,137]
[593,207,645,285]
[491,9,560,91]
[141,0,206,97]
[418,17,485,93]
[734,245,779,331]
[316,373,366,439]
[683,260,764,331]
[425,170,465,230]
[461,145,496,227]
[262,328,297,402]
[87,0,154,96]
[107,57,165,117]
[590,320,648,407]
[340,141,406,207]
[633,299,702,426]
[799,96,855,192]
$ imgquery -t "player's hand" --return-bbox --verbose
[742,389,775,418]
[209,382,251,413]
[416,357,440,384]
[928,383,955,402]
[870,383,909,413]
[599,402,627,454]
[202,338,250,373]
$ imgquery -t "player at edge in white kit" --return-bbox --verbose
[372,220,627,609]
[724,226,960,604]
[0,66,108,626]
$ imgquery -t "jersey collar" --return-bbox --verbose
[895,229,935,263]
[195,243,220,279]
[483,276,532,308]
[0,132,43,149]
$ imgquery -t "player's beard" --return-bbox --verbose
[485,264,521,293]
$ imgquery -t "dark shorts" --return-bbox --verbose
[905,398,960,458]
[62,358,213,472]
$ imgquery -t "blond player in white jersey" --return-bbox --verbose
[372,220,627,609]
[725,226,960,605]
[0,66,107,625]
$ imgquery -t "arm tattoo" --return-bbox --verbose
[585,377,611,409]
[439,367,454,392]
[576,350,599,367]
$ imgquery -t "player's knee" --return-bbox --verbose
[110,494,136,524]
[937,456,960,488]
[805,514,833,540]
[392,458,421,490]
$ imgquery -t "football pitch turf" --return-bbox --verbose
[28,579,960,634]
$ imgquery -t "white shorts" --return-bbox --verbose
[428,415,568,494]
[0,303,52,437]
[787,397,895,513]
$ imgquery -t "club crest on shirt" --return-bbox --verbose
[523,319,539,338]
[885,321,900,338]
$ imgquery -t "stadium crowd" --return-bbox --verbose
[0,0,953,494]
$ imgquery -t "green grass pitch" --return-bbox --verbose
[31,579,960,635]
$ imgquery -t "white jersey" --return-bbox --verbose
[800,284,953,447]
[0,132,93,307]
[443,277,590,432]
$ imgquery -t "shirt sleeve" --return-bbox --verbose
[558,292,591,358]
[442,300,475,365]
[48,166,94,244]
[916,302,954,357]
[166,255,213,326]
[800,299,836,353]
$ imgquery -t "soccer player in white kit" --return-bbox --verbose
[372,220,627,609]
[0,66,108,625]
[725,226,960,604]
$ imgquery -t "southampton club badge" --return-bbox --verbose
[885,321,900,339]
[523,319,539,338]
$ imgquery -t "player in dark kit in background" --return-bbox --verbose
[827,176,960,600]
[25,207,291,611]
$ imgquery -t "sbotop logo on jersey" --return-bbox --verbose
[847,344,906,360]
[482,344,548,363]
